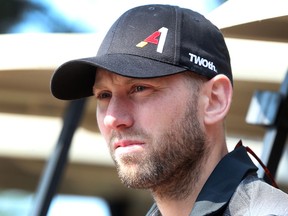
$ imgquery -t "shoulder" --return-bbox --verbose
[225,175,288,215]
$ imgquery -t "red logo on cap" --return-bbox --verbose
[136,27,168,53]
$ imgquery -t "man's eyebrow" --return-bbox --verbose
[94,77,155,89]
[93,77,131,93]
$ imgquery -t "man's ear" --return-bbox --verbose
[203,75,233,125]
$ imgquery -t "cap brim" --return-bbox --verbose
[51,54,186,100]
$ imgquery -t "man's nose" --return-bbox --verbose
[103,97,133,130]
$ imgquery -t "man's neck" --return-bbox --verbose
[152,185,201,216]
[151,169,206,216]
[150,144,228,216]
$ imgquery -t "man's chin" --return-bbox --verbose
[115,152,144,166]
[116,165,154,189]
[119,174,155,189]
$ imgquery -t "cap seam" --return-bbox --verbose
[105,15,124,54]
[173,6,182,65]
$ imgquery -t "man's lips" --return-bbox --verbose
[112,139,146,157]
[113,140,145,150]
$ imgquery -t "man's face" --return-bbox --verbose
[94,68,207,190]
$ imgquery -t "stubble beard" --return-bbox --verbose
[109,95,208,200]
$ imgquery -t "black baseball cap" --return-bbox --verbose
[51,4,232,100]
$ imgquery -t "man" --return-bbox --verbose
[51,4,288,216]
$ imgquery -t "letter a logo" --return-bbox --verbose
[136,27,168,53]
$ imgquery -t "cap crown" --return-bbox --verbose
[51,4,232,100]
[97,4,232,82]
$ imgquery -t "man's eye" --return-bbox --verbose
[96,92,111,100]
[133,86,147,92]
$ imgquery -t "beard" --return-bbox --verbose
[108,94,208,200]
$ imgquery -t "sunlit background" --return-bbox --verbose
[1,0,287,215]
[1,1,227,215]
[1,0,225,34]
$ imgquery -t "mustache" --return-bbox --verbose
[109,128,149,145]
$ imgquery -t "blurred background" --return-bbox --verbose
[0,0,287,215]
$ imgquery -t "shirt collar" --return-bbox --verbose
[146,141,258,216]
[191,142,258,215]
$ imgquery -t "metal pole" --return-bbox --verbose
[261,72,288,180]
[30,98,87,216]
[246,71,288,182]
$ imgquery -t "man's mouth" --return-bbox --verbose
[113,140,145,155]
